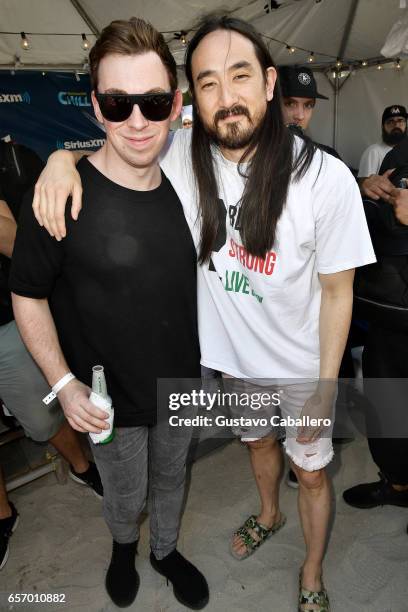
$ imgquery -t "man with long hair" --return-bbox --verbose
[28,14,375,611]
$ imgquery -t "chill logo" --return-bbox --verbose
[56,138,105,150]
[0,91,31,104]
[58,92,91,107]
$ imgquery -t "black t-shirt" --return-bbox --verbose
[10,158,201,426]
[316,142,341,160]
[0,184,13,326]
[379,138,408,173]
[0,141,44,218]
[0,142,44,326]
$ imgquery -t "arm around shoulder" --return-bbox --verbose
[33,149,88,241]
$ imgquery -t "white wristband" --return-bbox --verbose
[42,372,76,405]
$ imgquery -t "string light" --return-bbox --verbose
[0,29,400,75]
[20,32,29,50]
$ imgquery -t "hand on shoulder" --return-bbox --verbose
[33,149,85,241]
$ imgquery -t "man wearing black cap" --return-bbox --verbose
[358,105,408,200]
[279,65,346,491]
[278,65,339,159]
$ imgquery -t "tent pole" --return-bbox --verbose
[323,70,350,151]
[330,0,359,151]
[338,0,360,59]
[333,76,339,150]
[69,0,100,36]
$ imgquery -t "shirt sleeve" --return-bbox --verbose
[314,156,376,274]
[358,145,382,177]
[9,188,64,298]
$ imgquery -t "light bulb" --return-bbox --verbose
[20,32,29,50]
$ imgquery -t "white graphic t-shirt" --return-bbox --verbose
[161,129,376,379]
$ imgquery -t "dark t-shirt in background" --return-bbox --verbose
[379,138,408,173]
[10,158,201,426]
[0,143,44,326]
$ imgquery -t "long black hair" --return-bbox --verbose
[184,14,316,263]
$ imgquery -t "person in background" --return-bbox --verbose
[279,65,339,159]
[0,468,18,570]
[358,105,408,201]
[0,145,103,572]
[181,104,193,128]
[343,136,408,516]
[279,65,357,491]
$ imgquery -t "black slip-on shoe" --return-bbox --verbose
[105,540,139,608]
[343,472,408,509]
[0,502,19,570]
[69,461,103,499]
[286,469,299,489]
[150,549,209,610]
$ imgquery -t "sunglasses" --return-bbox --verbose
[95,92,175,122]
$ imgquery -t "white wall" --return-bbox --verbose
[308,72,335,155]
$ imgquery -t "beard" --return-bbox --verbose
[382,126,407,146]
[203,104,263,150]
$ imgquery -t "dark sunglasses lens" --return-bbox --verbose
[99,96,133,122]
[140,95,173,121]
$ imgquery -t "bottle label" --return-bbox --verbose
[88,391,114,444]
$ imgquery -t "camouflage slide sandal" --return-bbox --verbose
[298,571,330,612]
[230,513,287,560]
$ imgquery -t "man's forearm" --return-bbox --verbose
[12,294,70,387]
[318,283,353,383]
[49,149,91,165]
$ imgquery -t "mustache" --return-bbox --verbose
[214,105,251,125]
[391,128,403,133]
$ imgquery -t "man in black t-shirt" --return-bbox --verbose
[343,138,408,514]
[9,19,208,610]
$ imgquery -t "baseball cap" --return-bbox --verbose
[278,66,328,100]
[382,105,408,124]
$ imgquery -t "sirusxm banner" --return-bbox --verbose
[0,71,105,160]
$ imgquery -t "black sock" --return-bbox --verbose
[105,540,139,608]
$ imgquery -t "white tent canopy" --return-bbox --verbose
[1,0,408,167]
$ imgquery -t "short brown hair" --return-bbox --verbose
[89,17,178,92]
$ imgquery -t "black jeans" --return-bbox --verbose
[362,324,408,486]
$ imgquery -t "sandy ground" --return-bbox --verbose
[2,435,408,612]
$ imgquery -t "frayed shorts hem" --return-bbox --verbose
[283,442,334,472]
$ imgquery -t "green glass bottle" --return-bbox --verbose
[89,365,115,445]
